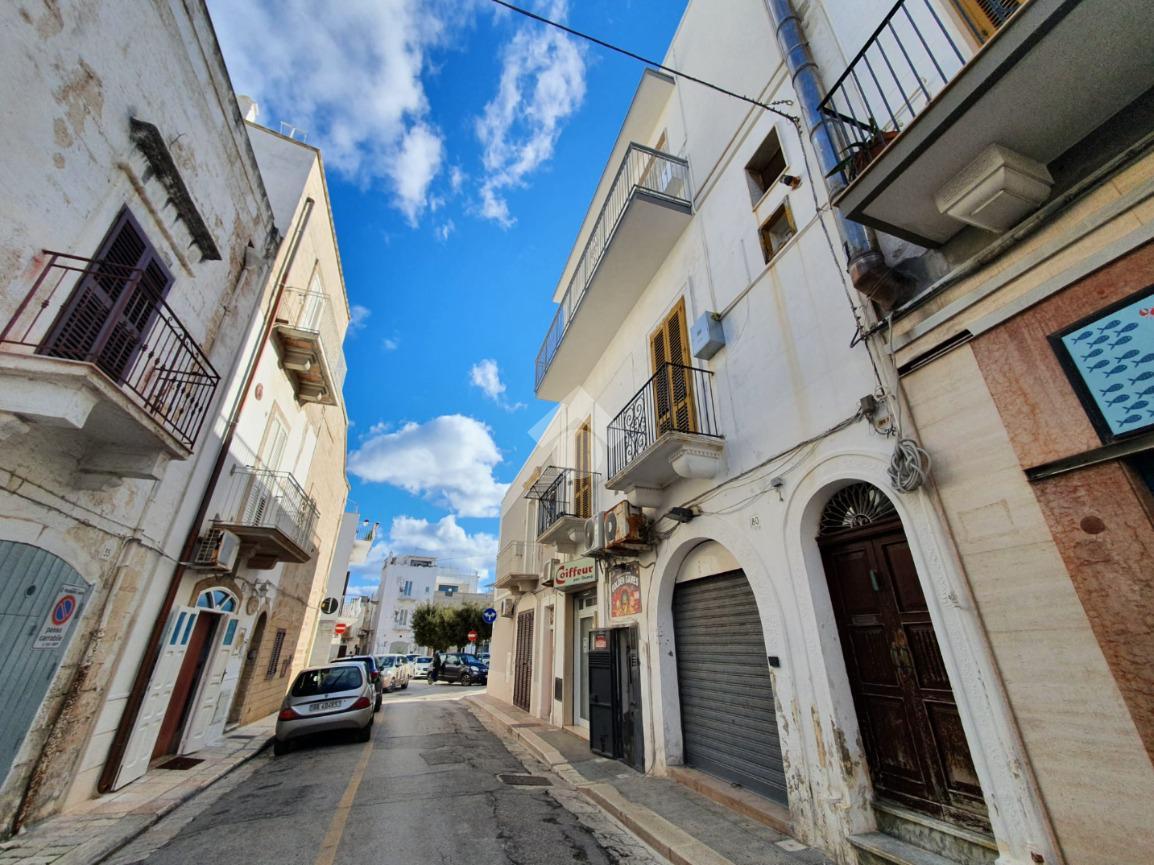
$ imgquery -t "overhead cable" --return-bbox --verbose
[488,0,799,123]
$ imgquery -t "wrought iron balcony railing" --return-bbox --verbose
[818,0,1023,184]
[526,466,599,540]
[217,466,319,554]
[0,251,219,449]
[275,285,347,395]
[535,144,691,391]
[608,363,721,480]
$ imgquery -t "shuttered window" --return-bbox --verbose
[574,420,592,518]
[265,629,287,679]
[650,298,697,435]
[43,208,173,381]
[950,0,1020,42]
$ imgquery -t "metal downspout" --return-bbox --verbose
[766,0,905,307]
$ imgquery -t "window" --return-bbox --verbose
[265,629,287,679]
[745,130,787,205]
[574,419,593,517]
[758,204,796,264]
[291,666,362,697]
[650,298,696,435]
[401,580,413,597]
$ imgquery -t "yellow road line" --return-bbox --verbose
[314,738,374,865]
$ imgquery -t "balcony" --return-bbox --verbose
[820,0,1154,246]
[0,251,218,478]
[214,467,319,567]
[607,363,723,500]
[525,467,598,553]
[495,541,550,593]
[535,144,692,400]
[272,286,345,405]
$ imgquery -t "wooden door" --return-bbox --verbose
[820,522,989,831]
[153,613,218,758]
[649,299,696,435]
[44,208,172,381]
[574,420,592,518]
[513,611,534,712]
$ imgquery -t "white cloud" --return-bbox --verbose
[208,0,450,224]
[475,0,586,226]
[347,414,509,517]
[390,514,497,573]
[382,335,400,351]
[449,165,466,192]
[435,219,456,242]
[348,304,371,334]
[470,358,525,411]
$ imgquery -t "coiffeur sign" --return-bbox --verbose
[556,557,597,592]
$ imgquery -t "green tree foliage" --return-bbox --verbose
[411,602,494,651]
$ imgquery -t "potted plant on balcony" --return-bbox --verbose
[826,118,898,182]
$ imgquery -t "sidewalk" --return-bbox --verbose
[0,715,275,865]
[466,693,836,865]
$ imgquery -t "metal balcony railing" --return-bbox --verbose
[526,466,599,539]
[608,363,721,479]
[496,541,548,582]
[0,251,219,448]
[219,466,319,552]
[535,144,691,391]
[276,285,347,391]
[818,0,1023,184]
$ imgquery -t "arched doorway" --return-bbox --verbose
[672,565,787,805]
[229,611,267,726]
[817,483,989,832]
[0,542,90,788]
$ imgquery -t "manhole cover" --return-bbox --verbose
[157,757,204,770]
[497,773,551,786]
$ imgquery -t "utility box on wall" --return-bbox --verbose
[690,311,725,360]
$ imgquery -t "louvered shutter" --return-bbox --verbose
[575,422,592,517]
[952,0,1020,41]
[650,300,696,435]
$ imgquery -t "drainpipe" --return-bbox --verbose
[766,0,907,308]
[96,198,315,794]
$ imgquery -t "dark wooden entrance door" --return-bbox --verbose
[513,611,534,712]
[820,520,989,831]
[153,612,218,758]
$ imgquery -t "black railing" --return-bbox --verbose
[530,467,598,539]
[535,144,691,392]
[607,363,721,480]
[220,466,320,552]
[817,0,1022,184]
[0,251,219,449]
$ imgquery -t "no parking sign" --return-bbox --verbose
[33,587,86,650]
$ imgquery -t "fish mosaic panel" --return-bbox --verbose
[1057,290,1154,439]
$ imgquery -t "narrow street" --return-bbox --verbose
[104,683,658,865]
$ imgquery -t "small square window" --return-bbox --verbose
[758,204,796,264]
[746,130,787,205]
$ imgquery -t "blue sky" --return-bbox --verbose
[207,0,687,594]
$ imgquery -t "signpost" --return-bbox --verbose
[33,589,83,650]
[334,623,348,636]
[482,607,497,624]
[320,597,339,615]
[467,629,478,643]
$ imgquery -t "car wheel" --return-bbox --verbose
[356,719,373,743]
[402,680,409,689]
[458,672,472,686]
[374,695,382,713]
[273,739,292,756]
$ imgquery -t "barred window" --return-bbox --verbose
[266,629,287,679]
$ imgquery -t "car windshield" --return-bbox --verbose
[377,656,395,667]
[464,656,486,666]
[417,657,431,663]
[292,666,362,697]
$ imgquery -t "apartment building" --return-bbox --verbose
[489,2,1154,865]
[371,555,482,654]
[0,0,276,830]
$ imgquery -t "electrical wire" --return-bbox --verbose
[487,0,799,123]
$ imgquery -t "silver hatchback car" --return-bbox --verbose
[274,663,374,755]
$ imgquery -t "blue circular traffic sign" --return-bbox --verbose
[482,607,497,624]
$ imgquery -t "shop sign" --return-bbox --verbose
[555,557,597,592]
[1054,287,1154,441]
[610,563,642,618]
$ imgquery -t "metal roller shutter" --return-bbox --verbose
[673,570,787,804]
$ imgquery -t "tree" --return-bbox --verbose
[411,603,452,652]
[411,602,494,652]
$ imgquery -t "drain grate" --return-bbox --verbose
[497,773,551,787]
[157,757,204,770]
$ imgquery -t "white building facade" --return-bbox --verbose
[371,555,482,654]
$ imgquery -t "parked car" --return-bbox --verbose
[338,655,384,710]
[375,654,410,690]
[411,656,432,678]
[274,664,374,755]
[436,652,488,686]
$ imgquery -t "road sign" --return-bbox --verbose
[334,623,348,636]
[320,597,339,615]
[33,589,83,650]
[482,607,497,624]
[467,629,478,643]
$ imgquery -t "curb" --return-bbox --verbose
[64,735,274,865]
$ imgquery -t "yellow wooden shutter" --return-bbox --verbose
[650,299,696,435]
[574,420,592,517]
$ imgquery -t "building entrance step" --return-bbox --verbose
[850,832,970,865]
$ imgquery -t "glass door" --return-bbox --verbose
[573,592,597,728]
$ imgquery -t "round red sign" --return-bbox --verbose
[467,629,478,642]
[334,623,348,636]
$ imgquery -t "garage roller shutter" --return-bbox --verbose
[673,571,787,805]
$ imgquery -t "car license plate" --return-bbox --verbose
[311,700,343,712]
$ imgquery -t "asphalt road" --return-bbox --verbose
[106,681,655,865]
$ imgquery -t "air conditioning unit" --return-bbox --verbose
[499,597,517,618]
[540,558,560,587]
[603,501,649,552]
[582,514,605,556]
[190,529,240,572]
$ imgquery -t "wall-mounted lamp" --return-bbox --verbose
[779,174,802,189]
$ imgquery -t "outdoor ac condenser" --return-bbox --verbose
[190,529,240,572]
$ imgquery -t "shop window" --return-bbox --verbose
[758,203,796,264]
[746,129,787,205]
